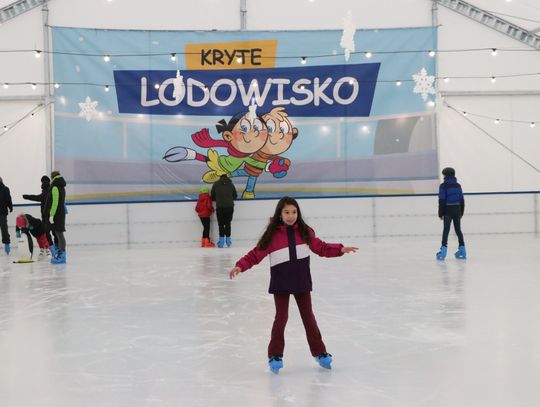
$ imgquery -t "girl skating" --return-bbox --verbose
[229,196,358,373]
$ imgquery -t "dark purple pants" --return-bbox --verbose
[268,292,326,357]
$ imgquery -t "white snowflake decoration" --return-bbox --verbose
[340,10,356,62]
[173,70,185,99]
[247,100,258,123]
[412,68,436,101]
[78,96,98,122]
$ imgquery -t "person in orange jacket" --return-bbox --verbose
[195,186,215,247]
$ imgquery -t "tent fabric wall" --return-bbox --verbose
[1,0,539,211]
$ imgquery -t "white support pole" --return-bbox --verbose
[240,0,247,31]
[42,1,53,174]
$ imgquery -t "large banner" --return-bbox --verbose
[52,27,438,203]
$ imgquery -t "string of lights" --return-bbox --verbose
[2,70,540,91]
[0,46,537,61]
[444,102,540,128]
[4,99,540,137]
[1,103,50,136]
[445,102,540,175]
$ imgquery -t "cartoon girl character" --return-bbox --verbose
[163,106,290,184]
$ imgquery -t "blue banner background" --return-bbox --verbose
[52,27,439,202]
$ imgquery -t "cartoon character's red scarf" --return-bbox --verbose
[191,128,248,158]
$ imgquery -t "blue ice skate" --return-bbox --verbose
[225,237,232,248]
[454,245,467,259]
[4,243,10,255]
[217,237,225,248]
[268,355,283,374]
[50,245,57,257]
[436,246,447,260]
[51,251,66,264]
[315,352,333,369]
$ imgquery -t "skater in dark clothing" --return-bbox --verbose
[195,186,215,247]
[0,177,13,255]
[229,196,358,373]
[22,175,54,246]
[211,174,237,248]
[44,171,67,264]
[436,167,466,260]
[15,214,51,259]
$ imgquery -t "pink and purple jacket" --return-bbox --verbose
[235,224,344,294]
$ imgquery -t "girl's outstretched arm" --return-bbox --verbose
[341,246,359,254]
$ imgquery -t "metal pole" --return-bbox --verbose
[42,1,53,174]
[240,0,247,30]
[432,0,441,178]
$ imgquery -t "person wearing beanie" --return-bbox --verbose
[44,171,67,264]
[0,176,13,255]
[22,175,54,247]
[436,167,466,260]
[195,186,216,247]
[15,214,51,260]
[210,174,238,248]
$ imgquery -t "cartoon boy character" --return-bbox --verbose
[231,107,298,198]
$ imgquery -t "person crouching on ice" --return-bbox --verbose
[15,214,51,260]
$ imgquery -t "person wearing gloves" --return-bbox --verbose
[22,175,54,247]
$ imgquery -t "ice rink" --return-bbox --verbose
[1,235,539,407]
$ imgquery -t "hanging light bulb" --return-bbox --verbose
[443,77,450,83]
[252,80,258,88]
[530,122,536,128]
[427,100,435,108]
[491,48,498,56]
[104,85,110,92]
[494,119,500,124]
[170,53,176,61]
[154,83,160,90]
[2,83,8,89]
[428,50,436,57]
[348,79,354,85]
[30,113,35,118]
[31,83,37,90]
[491,76,496,83]
[236,56,242,64]
[103,55,111,62]
[34,50,42,58]
[462,111,468,116]
[54,83,60,89]
[3,126,8,131]
[395,80,402,86]
[365,51,372,58]
[301,57,307,65]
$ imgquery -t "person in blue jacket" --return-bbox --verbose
[436,167,466,260]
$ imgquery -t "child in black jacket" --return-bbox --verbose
[22,175,54,247]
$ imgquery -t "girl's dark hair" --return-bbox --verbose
[215,111,266,134]
[257,196,312,250]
